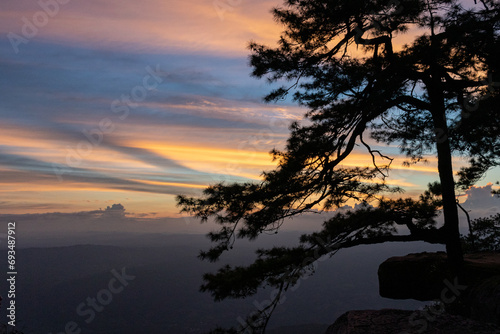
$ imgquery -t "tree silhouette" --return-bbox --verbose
[177,0,499,332]
[462,213,500,252]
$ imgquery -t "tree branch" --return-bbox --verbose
[360,133,394,178]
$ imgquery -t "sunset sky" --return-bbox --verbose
[1,0,499,218]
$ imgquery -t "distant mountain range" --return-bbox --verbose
[0,233,442,333]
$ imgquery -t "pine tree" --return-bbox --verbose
[177,1,499,332]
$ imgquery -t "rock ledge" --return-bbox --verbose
[324,309,500,334]
[378,252,500,300]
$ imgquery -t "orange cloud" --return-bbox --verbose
[128,141,277,179]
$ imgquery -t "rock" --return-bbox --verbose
[267,324,329,334]
[378,252,500,300]
[324,309,500,334]
[468,275,500,325]
[378,252,449,301]
[463,253,500,281]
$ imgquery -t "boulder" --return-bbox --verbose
[324,309,500,334]
[378,252,449,301]
[378,252,500,300]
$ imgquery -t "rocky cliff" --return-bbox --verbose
[324,309,500,334]
[325,252,500,333]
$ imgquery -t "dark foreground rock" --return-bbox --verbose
[468,275,500,325]
[324,309,500,334]
[378,252,500,301]
[267,323,329,334]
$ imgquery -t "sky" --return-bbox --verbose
[1,0,499,222]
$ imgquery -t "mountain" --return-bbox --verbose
[0,233,441,333]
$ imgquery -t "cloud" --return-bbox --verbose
[2,0,498,219]
[0,150,205,195]
[0,0,281,56]
[102,203,126,217]
[461,184,500,219]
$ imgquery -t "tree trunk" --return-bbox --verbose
[428,80,464,273]
[434,119,464,270]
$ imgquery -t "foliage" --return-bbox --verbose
[462,213,500,253]
[177,0,500,332]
